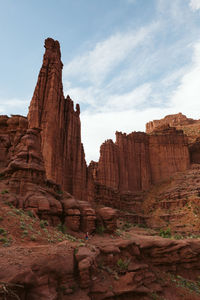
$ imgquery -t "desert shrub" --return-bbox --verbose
[30,235,36,241]
[117,258,131,271]
[159,227,171,238]
[22,230,28,236]
[174,234,183,240]
[122,222,133,230]
[57,223,66,233]
[0,228,7,236]
[40,220,49,229]
[57,190,63,195]
[1,190,8,195]
[26,210,34,218]
[96,224,105,235]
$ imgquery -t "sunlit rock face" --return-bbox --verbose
[28,38,87,200]
[89,128,190,212]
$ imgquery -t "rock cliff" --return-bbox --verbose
[28,38,87,200]
[146,112,197,134]
[90,127,190,212]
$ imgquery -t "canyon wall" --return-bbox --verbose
[28,38,87,200]
[148,127,190,184]
[146,112,197,134]
[90,127,190,209]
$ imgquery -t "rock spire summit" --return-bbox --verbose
[28,38,87,199]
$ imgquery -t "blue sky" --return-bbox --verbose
[0,0,200,162]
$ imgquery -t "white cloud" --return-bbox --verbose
[80,40,200,163]
[189,0,200,11]
[104,84,152,112]
[170,41,200,118]
[64,23,158,86]
[81,106,174,163]
[0,98,29,116]
[62,8,200,164]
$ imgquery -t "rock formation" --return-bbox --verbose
[146,113,200,165]
[146,112,198,134]
[90,128,190,215]
[28,38,87,200]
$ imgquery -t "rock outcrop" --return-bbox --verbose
[0,116,102,232]
[90,128,190,214]
[1,233,200,299]
[28,38,87,200]
[146,112,198,134]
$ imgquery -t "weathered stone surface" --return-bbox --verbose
[97,207,117,232]
[189,137,200,163]
[28,38,87,200]
[0,115,96,229]
[146,112,198,133]
[77,201,96,233]
[90,128,190,215]
[148,127,190,184]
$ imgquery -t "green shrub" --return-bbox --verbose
[57,190,63,195]
[40,220,49,229]
[174,234,183,240]
[0,228,7,236]
[96,225,105,235]
[26,210,34,218]
[1,189,9,195]
[30,235,36,241]
[117,258,131,271]
[57,223,66,234]
[22,230,28,236]
[122,222,133,230]
[159,228,171,238]
[13,208,24,216]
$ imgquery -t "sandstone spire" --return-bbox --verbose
[28,38,87,199]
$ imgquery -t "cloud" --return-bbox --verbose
[64,23,158,87]
[79,40,200,164]
[81,106,174,163]
[0,98,29,116]
[62,5,200,164]
[189,0,200,11]
[170,41,200,118]
[104,84,152,112]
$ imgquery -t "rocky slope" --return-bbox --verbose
[0,203,200,300]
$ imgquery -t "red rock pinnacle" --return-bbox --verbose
[28,38,87,199]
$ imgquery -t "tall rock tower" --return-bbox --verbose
[28,38,87,199]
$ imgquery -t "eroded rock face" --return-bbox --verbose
[90,128,190,214]
[62,198,81,232]
[146,112,198,134]
[77,201,96,233]
[0,115,96,229]
[148,127,190,184]
[97,207,117,232]
[28,38,87,200]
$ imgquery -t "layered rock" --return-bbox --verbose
[90,128,190,214]
[0,116,100,231]
[146,113,200,165]
[97,207,118,232]
[146,112,197,134]
[2,233,200,299]
[28,38,87,200]
[148,127,190,184]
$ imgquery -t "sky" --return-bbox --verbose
[0,0,200,163]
